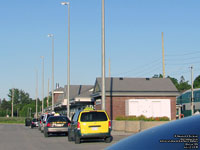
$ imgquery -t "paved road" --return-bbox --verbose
[0,124,133,150]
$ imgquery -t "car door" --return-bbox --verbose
[70,111,80,138]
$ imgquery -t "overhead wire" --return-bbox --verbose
[112,57,162,77]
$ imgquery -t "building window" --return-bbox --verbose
[182,105,186,111]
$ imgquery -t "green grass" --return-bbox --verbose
[0,117,26,124]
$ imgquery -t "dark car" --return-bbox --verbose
[25,118,32,126]
[43,116,70,137]
[31,118,38,128]
[106,115,200,150]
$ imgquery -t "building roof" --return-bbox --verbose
[93,77,179,97]
[55,85,93,104]
[76,85,93,98]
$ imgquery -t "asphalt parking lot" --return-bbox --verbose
[0,124,133,150]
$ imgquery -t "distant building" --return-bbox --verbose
[52,85,93,116]
[92,77,180,120]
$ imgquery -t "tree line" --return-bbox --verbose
[0,89,52,117]
[153,74,200,92]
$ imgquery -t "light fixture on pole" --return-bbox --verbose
[61,1,70,118]
[48,34,54,111]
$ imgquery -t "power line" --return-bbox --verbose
[112,57,162,76]
[166,61,200,66]
[165,50,200,57]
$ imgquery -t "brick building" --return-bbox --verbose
[92,77,180,120]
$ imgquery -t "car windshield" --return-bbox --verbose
[80,112,108,122]
[48,116,69,122]
[32,119,37,122]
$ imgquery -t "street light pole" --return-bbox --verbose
[61,1,70,118]
[101,0,106,111]
[35,69,38,118]
[48,34,54,111]
[41,56,44,113]
[12,88,14,117]
[191,66,194,115]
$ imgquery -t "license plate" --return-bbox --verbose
[55,124,64,127]
[92,127,98,130]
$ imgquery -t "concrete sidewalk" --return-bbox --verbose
[111,130,134,136]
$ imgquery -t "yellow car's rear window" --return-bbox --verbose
[80,112,108,122]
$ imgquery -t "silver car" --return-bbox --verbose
[43,116,70,137]
[40,113,53,133]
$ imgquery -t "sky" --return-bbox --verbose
[1,0,200,100]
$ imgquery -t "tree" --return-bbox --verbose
[178,76,191,92]
[167,76,179,90]
[152,74,163,78]
[194,75,200,88]
[180,76,185,84]
[7,88,32,105]
[7,88,20,105]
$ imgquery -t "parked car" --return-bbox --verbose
[43,115,70,137]
[40,113,54,133]
[105,115,200,150]
[68,108,112,144]
[38,115,44,131]
[25,118,32,126]
[31,118,38,128]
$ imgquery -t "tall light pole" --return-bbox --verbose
[41,56,44,113]
[35,69,38,118]
[61,1,70,118]
[47,78,50,107]
[191,66,194,115]
[12,88,14,117]
[101,0,106,111]
[48,34,54,111]
[162,32,166,78]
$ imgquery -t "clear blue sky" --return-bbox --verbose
[1,0,200,100]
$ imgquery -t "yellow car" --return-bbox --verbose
[68,108,112,144]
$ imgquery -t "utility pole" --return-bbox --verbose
[61,1,71,118]
[12,88,14,117]
[162,32,165,78]
[41,56,44,113]
[48,34,54,111]
[17,108,19,117]
[67,2,70,118]
[30,108,32,118]
[191,66,194,115]
[101,0,106,111]
[109,58,111,77]
[6,108,8,117]
[47,78,49,107]
[35,69,38,119]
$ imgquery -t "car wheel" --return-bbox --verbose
[44,131,49,137]
[105,136,113,143]
[68,132,73,142]
[75,135,81,144]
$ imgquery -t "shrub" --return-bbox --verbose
[115,116,170,121]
